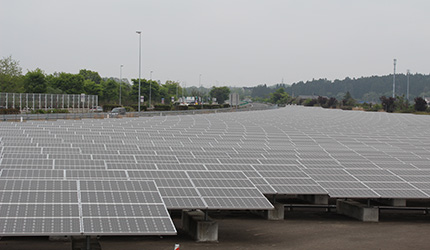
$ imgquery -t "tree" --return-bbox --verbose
[130,79,161,106]
[414,97,427,112]
[79,69,102,84]
[159,81,181,104]
[23,68,46,93]
[394,95,409,112]
[209,86,230,104]
[342,91,356,106]
[326,97,338,108]
[0,55,23,92]
[83,79,102,96]
[47,73,84,94]
[380,96,396,112]
[102,79,119,103]
[270,88,290,104]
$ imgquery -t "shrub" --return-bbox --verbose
[414,97,427,112]
[51,109,69,113]
[0,108,20,114]
[124,106,135,112]
[153,104,172,111]
[303,99,317,107]
[31,109,47,114]
[175,105,188,110]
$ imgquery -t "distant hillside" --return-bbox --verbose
[251,74,430,102]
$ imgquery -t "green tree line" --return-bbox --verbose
[0,56,231,107]
[251,75,430,103]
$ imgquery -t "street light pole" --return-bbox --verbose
[407,69,410,101]
[393,59,397,98]
[136,31,142,112]
[149,70,153,108]
[199,74,203,108]
[119,65,123,106]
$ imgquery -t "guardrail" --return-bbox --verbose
[0,103,276,122]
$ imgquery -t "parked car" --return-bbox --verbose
[110,107,126,116]
[90,106,103,112]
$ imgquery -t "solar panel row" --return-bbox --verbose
[1,106,430,236]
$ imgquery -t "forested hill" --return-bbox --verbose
[251,74,430,103]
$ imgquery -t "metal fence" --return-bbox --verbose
[0,103,277,122]
[0,92,98,112]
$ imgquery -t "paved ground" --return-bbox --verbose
[1,209,430,250]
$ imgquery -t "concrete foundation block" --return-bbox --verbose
[381,199,407,207]
[182,210,218,242]
[251,202,285,220]
[266,202,285,220]
[337,199,379,222]
[298,195,329,205]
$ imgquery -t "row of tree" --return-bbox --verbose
[268,87,429,113]
[251,74,430,103]
[0,56,231,107]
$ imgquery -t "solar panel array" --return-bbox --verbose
[1,106,430,235]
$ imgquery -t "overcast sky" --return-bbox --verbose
[1,0,429,87]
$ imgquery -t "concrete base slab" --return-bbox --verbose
[297,195,329,205]
[182,210,218,242]
[337,199,379,222]
[251,202,285,220]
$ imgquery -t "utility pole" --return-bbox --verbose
[393,59,397,98]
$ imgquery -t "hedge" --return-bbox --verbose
[154,104,172,111]
[0,108,20,114]
[30,109,69,114]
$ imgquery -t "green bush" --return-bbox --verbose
[124,106,135,112]
[30,109,69,114]
[175,105,188,110]
[303,99,317,106]
[154,104,172,111]
[31,109,47,114]
[0,108,20,114]
[129,105,143,111]
[188,104,201,109]
[51,109,69,113]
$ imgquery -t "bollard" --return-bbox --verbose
[174,243,180,250]
[20,117,23,122]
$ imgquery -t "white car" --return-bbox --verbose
[90,106,103,112]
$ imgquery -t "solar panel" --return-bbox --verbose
[3,106,430,235]
[0,179,175,236]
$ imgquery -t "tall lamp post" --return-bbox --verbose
[119,65,123,106]
[393,59,397,98]
[136,31,142,112]
[407,69,410,101]
[149,70,153,108]
[199,74,203,108]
